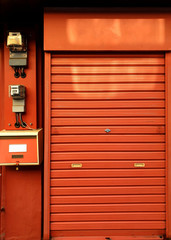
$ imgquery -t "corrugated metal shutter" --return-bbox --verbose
[50,53,166,238]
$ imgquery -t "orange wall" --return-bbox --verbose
[0,43,4,130]
[0,43,4,238]
[44,12,171,51]
[4,167,41,240]
[0,28,42,240]
[4,36,37,130]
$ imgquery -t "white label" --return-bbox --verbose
[9,144,27,153]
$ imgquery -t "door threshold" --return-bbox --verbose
[51,236,164,240]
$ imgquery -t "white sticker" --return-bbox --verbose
[9,144,27,153]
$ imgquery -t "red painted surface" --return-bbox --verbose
[51,230,166,238]
[54,237,164,240]
[0,44,4,131]
[44,12,171,51]
[45,53,166,238]
[0,40,4,239]
[165,52,171,238]
[4,167,41,240]
[44,10,171,239]
[44,52,51,240]
[51,237,164,240]
[4,32,37,130]
[0,138,37,164]
[0,29,42,239]
[37,35,43,129]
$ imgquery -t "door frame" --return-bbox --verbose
[44,52,51,240]
[165,52,171,238]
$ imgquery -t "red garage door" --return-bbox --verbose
[50,53,166,238]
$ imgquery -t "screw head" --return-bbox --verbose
[8,123,11,126]
[30,123,33,126]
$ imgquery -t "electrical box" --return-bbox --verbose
[7,32,27,71]
[10,85,25,99]
[4,31,37,130]
[0,129,43,166]
[9,85,26,113]
[7,32,22,47]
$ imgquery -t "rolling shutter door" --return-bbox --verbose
[50,53,166,238]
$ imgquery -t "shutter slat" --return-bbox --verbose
[50,54,166,236]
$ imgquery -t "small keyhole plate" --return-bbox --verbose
[105,129,111,133]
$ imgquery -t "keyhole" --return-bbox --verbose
[105,129,111,133]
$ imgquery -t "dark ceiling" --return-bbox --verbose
[1,0,171,23]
